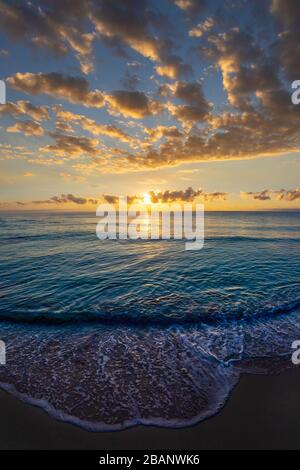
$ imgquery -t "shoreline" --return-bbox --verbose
[0,367,300,450]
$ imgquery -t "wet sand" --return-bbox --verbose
[0,367,300,450]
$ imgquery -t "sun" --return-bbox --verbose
[143,193,152,204]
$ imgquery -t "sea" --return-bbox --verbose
[0,211,299,430]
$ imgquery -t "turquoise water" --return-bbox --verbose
[0,211,299,429]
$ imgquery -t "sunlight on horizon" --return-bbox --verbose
[143,193,152,205]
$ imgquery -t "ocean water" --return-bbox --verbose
[0,211,299,430]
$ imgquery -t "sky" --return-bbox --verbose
[0,0,299,210]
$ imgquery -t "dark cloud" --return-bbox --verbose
[0,0,193,78]
[271,0,300,80]
[92,0,192,78]
[7,120,45,137]
[106,107,300,170]
[105,90,162,119]
[164,80,211,123]
[0,101,49,121]
[170,104,210,123]
[65,194,89,205]
[150,187,227,203]
[102,195,119,205]
[40,133,100,157]
[0,0,94,73]
[149,187,203,203]
[156,56,193,79]
[7,73,163,119]
[1,0,300,177]
[276,188,300,202]
[103,194,138,205]
[173,81,208,107]
[198,28,268,110]
[7,73,104,108]
[92,0,160,60]
[244,190,271,201]
[31,194,98,205]
[244,188,300,202]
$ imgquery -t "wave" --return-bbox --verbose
[2,233,300,244]
[1,298,300,327]
[0,308,297,431]
[0,232,90,242]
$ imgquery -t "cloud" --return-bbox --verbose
[40,133,100,157]
[0,100,50,121]
[0,0,189,78]
[103,187,227,205]
[243,188,300,202]
[203,192,228,202]
[199,25,298,124]
[31,194,99,205]
[2,1,300,178]
[0,144,34,161]
[17,187,300,207]
[155,56,193,79]
[7,120,45,137]
[0,0,94,74]
[92,0,191,79]
[173,0,206,15]
[102,194,119,204]
[63,194,88,205]
[243,190,271,201]
[54,107,134,144]
[7,73,104,108]
[199,28,267,110]
[164,80,211,123]
[55,120,75,134]
[102,193,140,205]
[7,76,162,120]
[189,17,214,38]
[149,187,203,203]
[92,0,162,61]
[144,125,183,142]
[271,0,300,80]
[276,188,300,201]
[105,109,300,171]
[1,0,193,79]
[168,104,210,123]
[105,91,162,119]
